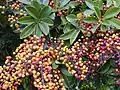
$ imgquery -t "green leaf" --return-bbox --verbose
[66,14,77,26]
[19,0,30,4]
[91,24,100,33]
[25,6,39,19]
[60,0,70,7]
[102,20,110,26]
[41,18,53,26]
[94,0,103,9]
[101,25,107,31]
[40,0,49,5]
[63,24,74,33]
[52,61,59,69]
[35,24,42,37]
[70,30,80,45]
[84,9,94,16]
[110,59,116,67]
[66,14,77,23]
[55,60,61,64]
[31,0,41,10]
[20,24,35,39]
[39,6,52,18]
[85,0,94,10]
[107,0,112,7]
[108,18,120,29]
[114,0,120,7]
[39,21,49,35]
[94,7,101,19]
[22,77,30,90]
[60,67,72,76]
[49,13,55,19]
[84,16,98,23]
[63,76,76,89]
[61,16,68,25]
[98,60,111,74]
[65,1,78,9]
[104,7,120,19]
[60,30,75,40]
[18,16,35,25]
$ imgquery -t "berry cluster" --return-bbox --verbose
[14,36,66,90]
[0,31,119,89]
[0,56,22,90]
[0,35,66,90]
[8,0,26,31]
[61,31,120,81]
[9,0,22,11]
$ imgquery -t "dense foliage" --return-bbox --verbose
[0,0,120,90]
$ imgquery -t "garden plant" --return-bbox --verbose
[0,0,120,90]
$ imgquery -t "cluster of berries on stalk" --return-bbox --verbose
[0,56,23,90]
[0,31,119,89]
[8,0,26,31]
[0,35,66,90]
[61,31,120,81]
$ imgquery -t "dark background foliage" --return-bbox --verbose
[0,0,6,6]
[0,9,20,65]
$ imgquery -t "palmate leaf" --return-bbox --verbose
[98,60,111,74]
[66,14,78,27]
[60,67,72,76]
[39,21,49,35]
[31,0,41,10]
[52,61,59,69]
[108,18,120,29]
[35,24,42,37]
[61,16,68,25]
[20,24,35,39]
[107,0,112,7]
[41,18,53,26]
[83,9,94,16]
[64,1,79,9]
[39,6,52,19]
[60,0,70,7]
[66,14,77,23]
[101,25,107,31]
[91,24,100,33]
[60,30,75,40]
[114,0,120,7]
[19,0,31,4]
[40,0,49,5]
[25,6,39,19]
[104,7,120,19]
[94,0,103,10]
[94,7,101,19]
[18,16,35,25]
[85,0,94,10]
[63,23,74,33]
[22,77,30,90]
[84,16,98,23]
[70,30,80,45]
